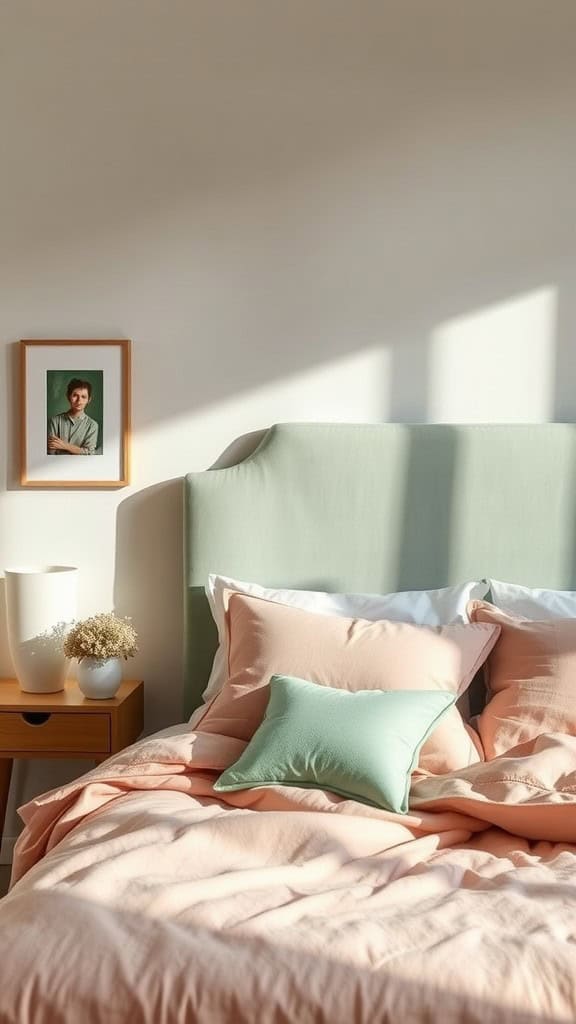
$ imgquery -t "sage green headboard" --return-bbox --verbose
[184,422,576,717]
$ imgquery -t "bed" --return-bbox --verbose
[1,422,576,1023]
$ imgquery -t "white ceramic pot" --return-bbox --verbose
[77,657,123,699]
[4,565,78,693]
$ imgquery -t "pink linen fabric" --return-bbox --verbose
[5,726,576,1024]
[195,592,500,775]
[469,599,576,758]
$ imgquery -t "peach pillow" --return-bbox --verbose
[195,592,500,775]
[468,600,576,758]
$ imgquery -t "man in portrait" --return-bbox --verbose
[47,377,99,455]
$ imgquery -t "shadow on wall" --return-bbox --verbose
[114,479,184,732]
[0,581,8,675]
[4,3,576,437]
[112,430,267,729]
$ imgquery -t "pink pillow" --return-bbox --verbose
[195,592,500,775]
[469,599,576,758]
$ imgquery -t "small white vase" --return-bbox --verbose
[77,657,123,699]
[4,565,78,693]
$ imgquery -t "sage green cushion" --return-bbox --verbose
[214,674,455,813]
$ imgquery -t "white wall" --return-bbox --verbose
[1,0,576,848]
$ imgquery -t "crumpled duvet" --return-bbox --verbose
[1,724,576,1023]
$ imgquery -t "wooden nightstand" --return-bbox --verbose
[0,679,144,843]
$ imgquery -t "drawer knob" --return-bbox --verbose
[21,712,52,726]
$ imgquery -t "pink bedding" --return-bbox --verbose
[1,725,576,1022]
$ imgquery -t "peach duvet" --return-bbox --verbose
[1,724,576,1023]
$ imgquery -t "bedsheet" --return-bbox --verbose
[1,724,576,1023]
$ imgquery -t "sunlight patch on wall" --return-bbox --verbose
[428,288,557,422]
[232,343,391,424]
[136,345,391,483]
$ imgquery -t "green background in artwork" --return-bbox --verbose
[46,370,104,454]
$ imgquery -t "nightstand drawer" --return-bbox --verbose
[0,712,110,753]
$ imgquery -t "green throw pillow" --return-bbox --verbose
[214,674,455,813]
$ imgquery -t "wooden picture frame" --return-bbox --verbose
[20,340,131,488]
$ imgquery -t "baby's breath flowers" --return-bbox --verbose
[63,612,138,663]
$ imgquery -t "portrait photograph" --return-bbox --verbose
[46,370,104,457]
[20,339,130,488]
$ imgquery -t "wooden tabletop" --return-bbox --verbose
[0,679,142,712]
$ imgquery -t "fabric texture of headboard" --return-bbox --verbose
[183,422,576,717]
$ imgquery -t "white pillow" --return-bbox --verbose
[488,579,576,620]
[199,574,490,707]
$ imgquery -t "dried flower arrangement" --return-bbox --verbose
[63,612,138,663]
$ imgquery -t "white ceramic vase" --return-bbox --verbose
[4,565,78,693]
[77,657,123,699]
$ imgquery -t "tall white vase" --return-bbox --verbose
[4,566,78,693]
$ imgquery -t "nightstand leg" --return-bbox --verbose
[0,759,13,844]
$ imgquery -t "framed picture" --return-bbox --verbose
[20,340,131,488]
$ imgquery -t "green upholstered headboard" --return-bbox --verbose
[184,422,576,717]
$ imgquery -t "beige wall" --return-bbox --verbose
[1,0,576,850]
